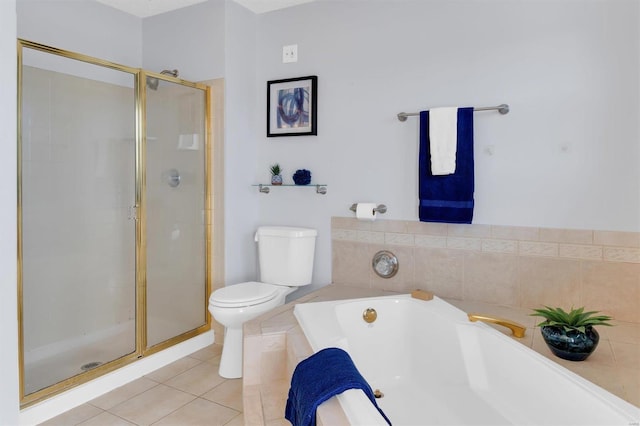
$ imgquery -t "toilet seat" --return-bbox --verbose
[209,281,280,308]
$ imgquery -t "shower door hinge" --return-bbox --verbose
[128,205,139,221]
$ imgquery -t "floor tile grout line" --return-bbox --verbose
[145,392,199,426]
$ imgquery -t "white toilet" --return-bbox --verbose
[208,226,317,378]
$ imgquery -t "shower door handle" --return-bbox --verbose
[128,205,139,221]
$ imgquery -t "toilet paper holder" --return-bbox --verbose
[349,203,387,214]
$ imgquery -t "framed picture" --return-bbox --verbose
[267,75,317,137]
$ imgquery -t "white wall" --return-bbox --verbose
[17,0,142,67]
[142,0,226,81]
[0,1,19,423]
[252,0,640,293]
[223,0,262,285]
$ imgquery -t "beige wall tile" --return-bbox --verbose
[463,252,519,305]
[539,228,593,244]
[491,225,539,241]
[356,230,385,244]
[481,239,517,254]
[242,336,262,387]
[519,241,559,257]
[415,234,447,248]
[603,247,640,264]
[406,221,448,236]
[581,261,640,323]
[371,219,408,233]
[559,244,603,261]
[414,248,464,299]
[331,228,358,242]
[448,223,491,238]
[260,333,286,352]
[518,257,581,310]
[594,231,640,248]
[447,236,482,251]
[260,350,286,383]
[385,232,414,246]
[331,240,371,288]
[242,390,264,426]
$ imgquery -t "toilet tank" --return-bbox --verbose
[255,226,317,286]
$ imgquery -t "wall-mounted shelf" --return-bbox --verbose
[253,184,327,195]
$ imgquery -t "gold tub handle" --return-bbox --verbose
[468,313,526,338]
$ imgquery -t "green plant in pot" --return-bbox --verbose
[531,306,612,361]
[270,163,283,185]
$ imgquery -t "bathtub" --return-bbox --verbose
[293,294,640,425]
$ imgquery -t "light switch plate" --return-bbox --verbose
[282,44,298,63]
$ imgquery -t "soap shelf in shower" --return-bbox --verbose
[253,184,327,195]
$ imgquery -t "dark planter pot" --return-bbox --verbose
[540,325,599,361]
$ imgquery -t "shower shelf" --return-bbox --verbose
[253,184,327,195]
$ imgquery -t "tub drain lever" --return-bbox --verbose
[363,307,377,323]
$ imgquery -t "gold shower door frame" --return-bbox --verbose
[17,39,212,407]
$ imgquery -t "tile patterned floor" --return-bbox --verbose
[40,344,245,426]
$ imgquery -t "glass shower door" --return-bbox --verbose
[145,77,208,347]
[20,47,137,395]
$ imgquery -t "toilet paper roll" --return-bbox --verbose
[355,203,377,221]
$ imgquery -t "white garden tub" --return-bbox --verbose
[293,294,640,425]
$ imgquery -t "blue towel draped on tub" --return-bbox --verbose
[285,347,392,426]
[419,107,475,224]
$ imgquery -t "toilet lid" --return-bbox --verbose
[209,282,280,307]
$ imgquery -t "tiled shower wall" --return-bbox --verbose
[331,217,640,324]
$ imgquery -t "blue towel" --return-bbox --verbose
[285,347,392,426]
[419,107,475,224]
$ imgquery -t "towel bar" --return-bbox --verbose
[397,104,509,121]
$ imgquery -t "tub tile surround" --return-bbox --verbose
[331,217,640,323]
[243,218,639,424]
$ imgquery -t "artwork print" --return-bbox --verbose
[267,76,317,137]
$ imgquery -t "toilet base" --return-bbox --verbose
[218,327,243,379]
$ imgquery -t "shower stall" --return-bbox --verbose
[17,40,212,406]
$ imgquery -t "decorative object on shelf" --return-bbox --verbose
[531,306,613,361]
[267,76,317,137]
[292,169,312,185]
[270,163,283,185]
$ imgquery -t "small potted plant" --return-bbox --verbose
[531,306,612,361]
[270,163,283,185]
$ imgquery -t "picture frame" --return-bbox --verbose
[267,75,317,137]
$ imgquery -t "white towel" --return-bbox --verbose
[429,107,458,175]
